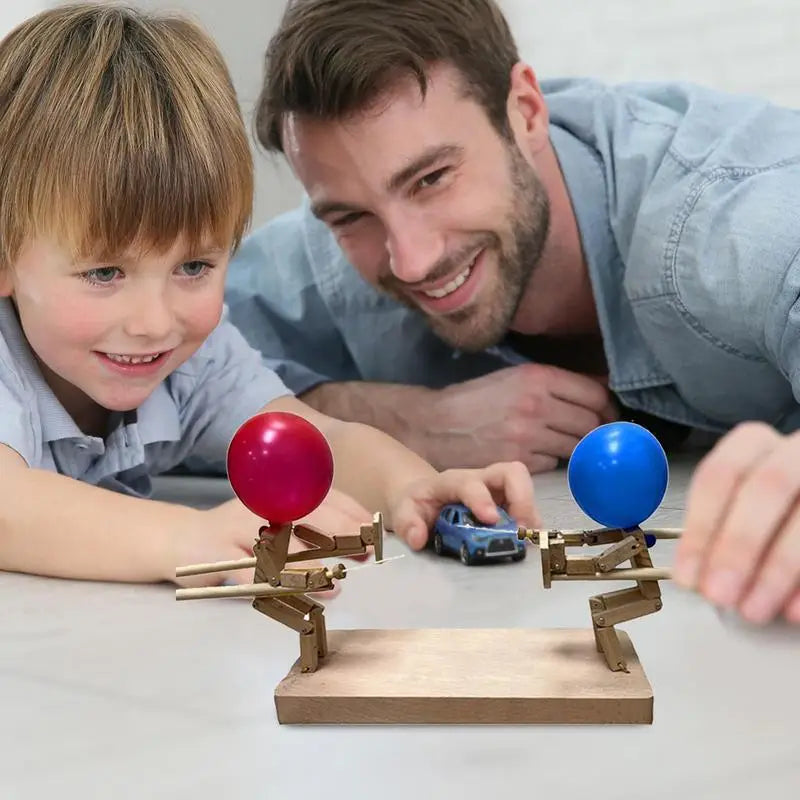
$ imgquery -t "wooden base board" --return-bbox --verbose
[274,628,653,724]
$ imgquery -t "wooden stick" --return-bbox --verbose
[531,527,682,539]
[644,528,682,539]
[176,557,256,578]
[176,583,332,601]
[551,567,672,582]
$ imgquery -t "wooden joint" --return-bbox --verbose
[565,556,599,575]
[596,535,641,572]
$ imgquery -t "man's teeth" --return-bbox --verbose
[105,353,161,365]
[423,256,477,299]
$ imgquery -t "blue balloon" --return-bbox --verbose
[567,422,668,529]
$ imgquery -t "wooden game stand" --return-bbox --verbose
[176,519,678,726]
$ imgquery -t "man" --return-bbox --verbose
[225,0,800,625]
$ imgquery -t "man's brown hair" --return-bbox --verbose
[0,3,253,270]
[256,0,520,153]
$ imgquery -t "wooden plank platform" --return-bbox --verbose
[275,628,653,724]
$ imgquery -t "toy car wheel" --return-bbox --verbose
[512,550,526,561]
[460,544,474,565]
[433,532,444,555]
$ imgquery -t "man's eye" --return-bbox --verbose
[417,168,448,189]
[332,212,364,228]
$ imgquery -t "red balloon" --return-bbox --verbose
[226,411,334,525]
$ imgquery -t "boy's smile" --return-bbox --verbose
[1,236,228,433]
[96,349,174,376]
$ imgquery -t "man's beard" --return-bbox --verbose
[379,143,550,352]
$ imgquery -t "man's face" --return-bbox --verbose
[284,63,550,352]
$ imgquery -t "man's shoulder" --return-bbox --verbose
[545,77,800,170]
[664,162,800,355]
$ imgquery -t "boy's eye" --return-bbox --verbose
[179,260,211,278]
[83,267,120,284]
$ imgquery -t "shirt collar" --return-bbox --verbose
[543,124,672,391]
[135,381,181,445]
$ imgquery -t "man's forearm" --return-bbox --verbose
[300,381,439,460]
[0,465,202,582]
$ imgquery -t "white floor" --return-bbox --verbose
[2,451,799,800]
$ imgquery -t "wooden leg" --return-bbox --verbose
[309,606,328,659]
[588,583,662,673]
[593,625,628,672]
[252,596,313,634]
[282,594,329,670]
[299,631,319,672]
[589,596,604,652]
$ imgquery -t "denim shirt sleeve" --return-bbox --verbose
[667,161,800,427]
[769,251,800,402]
[225,207,360,394]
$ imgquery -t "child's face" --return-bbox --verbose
[0,236,229,420]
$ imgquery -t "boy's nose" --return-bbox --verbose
[123,292,174,341]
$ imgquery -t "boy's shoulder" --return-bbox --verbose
[0,298,47,466]
[0,298,39,400]
[159,310,290,429]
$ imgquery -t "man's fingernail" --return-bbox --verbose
[740,588,777,623]
[703,570,744,607]
[673,556,700,588]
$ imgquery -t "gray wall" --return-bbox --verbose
[23,1,800,228]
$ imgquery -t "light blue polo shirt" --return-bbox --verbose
[0,298,291,497]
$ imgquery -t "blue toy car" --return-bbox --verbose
[432,503,526,565]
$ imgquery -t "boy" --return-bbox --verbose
[0,4,537,589]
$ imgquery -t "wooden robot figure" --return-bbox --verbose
[521,420,679,671]
[175,411,385,673]
[520,524,678,671]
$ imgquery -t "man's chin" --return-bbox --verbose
[427,318,506,353]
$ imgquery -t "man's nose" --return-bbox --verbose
[385,213,446,285]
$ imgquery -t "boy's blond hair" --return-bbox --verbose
[0,3,253,269]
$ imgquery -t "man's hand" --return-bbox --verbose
[390,461,540,550]
[674,423,800,624]
[422,364,618,472]
[173,488,373,588]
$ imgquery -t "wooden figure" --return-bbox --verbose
[519,526,679,672]
[176,513,385,673]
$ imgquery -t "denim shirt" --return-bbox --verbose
[225,77,800,435]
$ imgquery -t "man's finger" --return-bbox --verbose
[738,500,800,623]
[548,367,615,416]
[674,423,779,590]
[544,398,603,442]
[783,588,800,623]
[527,454,559,474]
[698,432,800,609]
